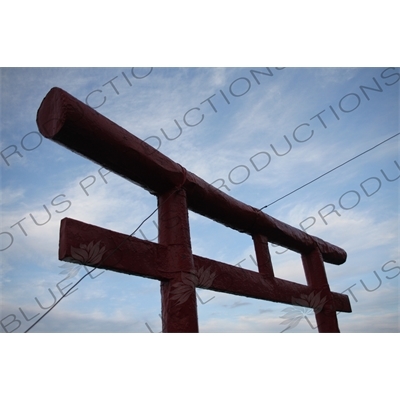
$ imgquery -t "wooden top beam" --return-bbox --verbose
[38,87,346,265]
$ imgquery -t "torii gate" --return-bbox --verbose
[37,87,352,333]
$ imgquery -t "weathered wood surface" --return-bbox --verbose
[60,217,352,314]
[37,87,347,265]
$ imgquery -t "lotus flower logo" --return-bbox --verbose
[171,267,217,305]
[59,241,106,279]
[280,291,327,332]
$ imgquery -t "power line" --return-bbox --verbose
[259,132,400,210]
[24,267,96,333]
[24,206,159,333]
[24,132,399,331]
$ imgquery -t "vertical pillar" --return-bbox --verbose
[252,234,274,278]
[158,188,199,333]
[301,247,340,333]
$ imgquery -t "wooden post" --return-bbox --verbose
[158,189,199,333]
[301,248,340,333]
[252,234,274,279]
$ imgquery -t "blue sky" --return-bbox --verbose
[1,67,399,333]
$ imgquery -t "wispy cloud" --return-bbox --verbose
[1,67,398,333]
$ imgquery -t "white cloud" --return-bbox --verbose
[1,68,398,333]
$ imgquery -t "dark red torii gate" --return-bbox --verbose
[37,87,352,333]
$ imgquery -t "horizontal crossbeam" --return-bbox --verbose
[38,88,346,265]
[60,218,351,313]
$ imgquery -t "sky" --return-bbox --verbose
[0,67,399,333]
